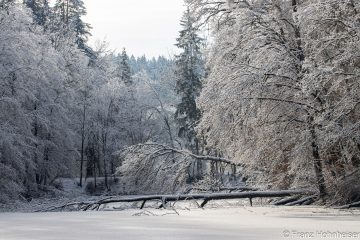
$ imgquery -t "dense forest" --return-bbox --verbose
[1,0,360,207]
[0,0,179,202]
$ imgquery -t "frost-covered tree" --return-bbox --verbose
[129,55,177,105]
[174,9,205,154]
[1,0,182,202]
[53,0,91,53]
[0,0,15,10]
[0,3,78,202]
[188,0,360,202]
[298,0,360,201]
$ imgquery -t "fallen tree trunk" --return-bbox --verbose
[335,201,360,209]
[273,196,301,206]
[44,189,316,212]
[184,186,259,194]
[285,195,318,206]
[97,190,314,205]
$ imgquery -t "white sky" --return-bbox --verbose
[83,0,186,58]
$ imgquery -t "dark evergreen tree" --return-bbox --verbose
[174,9,205,154]
[117,48,132,86]
[23,0,49,26]
[128,55,174,81]
[53,0,92,54]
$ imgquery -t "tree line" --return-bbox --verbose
[0,0,177,202]
[2,0,359,206]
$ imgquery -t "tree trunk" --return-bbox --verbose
[291,0,305,63]
[79,104,86,187]
[310,125,327,197]
[65,0,69,23]
[46,189,316,212]
[293,0,326,198]
[93,160,97,189]
[102,138,109,190]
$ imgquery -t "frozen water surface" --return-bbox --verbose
[0,207,359,240]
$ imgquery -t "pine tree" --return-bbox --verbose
[117,48,132,86]
[23,0,49,26]
[174,9,204,153]
[53,0,91,53]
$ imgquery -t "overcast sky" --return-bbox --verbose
[83,0,186,58]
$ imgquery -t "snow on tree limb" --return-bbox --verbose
[41,189,316,212]
[116,143,242,194]
[131,143,241,166]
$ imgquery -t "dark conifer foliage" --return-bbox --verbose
[118,48,133,86]
[23,0,49,26]
[53,0,93,56]
[174,9,205,153]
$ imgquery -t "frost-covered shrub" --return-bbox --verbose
[333,171,360,205]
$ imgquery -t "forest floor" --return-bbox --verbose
[0,206,359,240]
[0,178,98,213]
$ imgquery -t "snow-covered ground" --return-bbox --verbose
[0,206,359,240]
[1,179,359,239]
[0,178,123,213]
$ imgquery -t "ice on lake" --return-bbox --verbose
[0,206,359,240]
